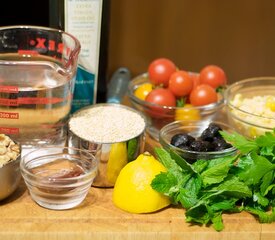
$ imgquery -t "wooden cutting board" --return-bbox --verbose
[0,115,274,240]
[0,180,274,240]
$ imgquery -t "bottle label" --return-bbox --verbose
[64,0,103,113]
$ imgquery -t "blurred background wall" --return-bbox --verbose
[107,0,275,84]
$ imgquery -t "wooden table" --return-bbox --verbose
[0,132,274,239]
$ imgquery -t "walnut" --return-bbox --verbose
[0,134,20,168]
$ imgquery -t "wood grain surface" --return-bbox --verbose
[1,180,273,240]
[0,129,274,239]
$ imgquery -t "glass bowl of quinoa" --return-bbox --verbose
[224,77,275,138]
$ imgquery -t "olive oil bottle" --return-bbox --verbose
[50,0,111,111]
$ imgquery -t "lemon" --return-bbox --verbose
[107,142,128,185]
[113,152,170,213]
[134,83,153,101]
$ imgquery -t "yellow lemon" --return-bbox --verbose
[113,152,170,213]
[107,142,128,185]
[175,104,201,122]
[134,83,153,101]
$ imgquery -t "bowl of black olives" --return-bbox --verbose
[159,121,237,163]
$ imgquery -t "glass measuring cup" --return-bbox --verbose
[0,26,80,149]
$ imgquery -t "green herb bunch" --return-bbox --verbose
[151,129,275,231]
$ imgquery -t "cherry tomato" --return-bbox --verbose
[145,88,176,107]
[175,104,201,121]
[148,58,177,87]
[189,84,218,106]
[168,70,193,97]
[189,73,201,90]
[145,88,176,118]
[134,83,153,101]
[199,65,227,89]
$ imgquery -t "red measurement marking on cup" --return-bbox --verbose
[0,86,19,93]
[18,50,39,55]
[0,127,19,135]
[0,98,18,106]
[0,97,66,106]
[0,112,19,119]
[17,97,65,105]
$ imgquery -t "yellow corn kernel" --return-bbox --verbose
[266,96,275,112]
[249,127,257,139]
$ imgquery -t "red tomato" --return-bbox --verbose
[199,65,227,89]
[168,70,193,97]
[145,88,176,118]
[189,73,201,90]
[148,58,177,87]
[189,84,218,106]
[145,88,176,107]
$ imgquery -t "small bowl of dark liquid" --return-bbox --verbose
[20,146,98,210]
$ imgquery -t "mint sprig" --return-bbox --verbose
[151,129,275,231]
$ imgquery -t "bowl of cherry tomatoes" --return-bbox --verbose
[128,58,227,140]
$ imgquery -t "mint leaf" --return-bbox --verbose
[192,159,209,173]
[151,172,178,195]
[213,175,252,198]
[176,187,198,209]
[253,192,269,207]
[201,155,237,186]
[211,212,224,232]
[237,151,275,185]
[220,131,258,154]
[185,203,211,225]
[260,171,274,196]
[154,148,185,181]
[245,206,275,223]
[210,198,238,212]
[154,147,179,170]
[169,149,195,174]
[185,175,202,195]
[256,131,275,148]
[263,184,275,196]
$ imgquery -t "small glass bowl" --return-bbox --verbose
[128,73,225,140]
[159,120,237,163]
[20,146,98,210]
[224,77,275,139]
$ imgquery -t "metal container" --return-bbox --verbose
[68,103,146,187]
[0,144,21,201]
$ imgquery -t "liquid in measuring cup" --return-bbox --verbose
[0,54,74,148]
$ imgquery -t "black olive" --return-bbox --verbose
[178,144,192,151]
[212,137,233,151]
[190,140,213,152]
[200,123,223,142]
[170,133,195,148]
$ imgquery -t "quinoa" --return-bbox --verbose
[69,105,146,143]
